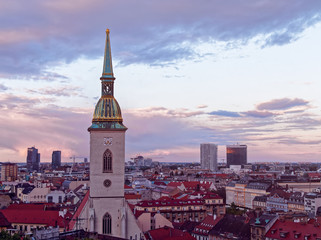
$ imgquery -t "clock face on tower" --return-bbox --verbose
[103,83,113,95]
[104,137,113,146]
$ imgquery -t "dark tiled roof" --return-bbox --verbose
[175,220,199,233]
[209,214,251,240]
[253,195,267,202]
[250,214,277,227]
[21,186,35,194]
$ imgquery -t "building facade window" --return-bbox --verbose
[103,149,112,172]
[102,213,112,235]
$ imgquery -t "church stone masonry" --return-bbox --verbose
[83,29,143,239]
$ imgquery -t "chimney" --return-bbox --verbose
[213,214,217,220]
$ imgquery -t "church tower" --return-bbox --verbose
[88,29,127,237]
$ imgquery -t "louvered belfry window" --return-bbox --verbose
[103,149,112,172]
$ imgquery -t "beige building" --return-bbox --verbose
[1,163,17,181]
[26,188,50,203]
[135,211,173,232]
[135,193,224,223]
[226,180,271,209]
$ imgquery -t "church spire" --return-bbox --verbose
[102,29,114,79]
[88,28,127,131]
[100,29,115,97]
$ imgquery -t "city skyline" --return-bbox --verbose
[1,1,321,163]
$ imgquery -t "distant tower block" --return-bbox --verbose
[26,147,40,172]
[200,143,218,171]
[226,144,247,167]
[87,29,127,237]
[52,151,61,170]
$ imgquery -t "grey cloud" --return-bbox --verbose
[0,83,8,91]
[197,105,208,109]
[278,139,321,145]
[1,1,321,77]
[257,98,309,110]
[0,94,42,110]
[209,110,241,117]
[0,93,92,161]
[166,109,204,118]
[28,86,82,97]
[129,107,204,118]
[243,110,276,118]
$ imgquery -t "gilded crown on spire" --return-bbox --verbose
[88,29,127,131]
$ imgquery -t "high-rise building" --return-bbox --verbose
[52,150,61,169]
[1,163,18,181]
[226,144,247,167]
[200,143,218,171]
[26,147,40,172]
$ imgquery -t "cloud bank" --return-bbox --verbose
[1,0,321,78]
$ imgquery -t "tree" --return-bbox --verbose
[0,231,23,240]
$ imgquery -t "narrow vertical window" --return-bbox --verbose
[103,149,112,172]
[102,213,112,235]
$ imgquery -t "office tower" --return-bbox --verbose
[1,163,18,181]
[52,150,61,170]
[200,143,218,171]
[226,144,247,167]
[26,147,40,172]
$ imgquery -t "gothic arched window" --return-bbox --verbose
[102,213,112,235]
[103,149,112,172]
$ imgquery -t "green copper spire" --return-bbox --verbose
[102,29,114,79]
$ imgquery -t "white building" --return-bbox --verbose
[304,192,321,217]
[46,190,66,204]
[200,143,218,172]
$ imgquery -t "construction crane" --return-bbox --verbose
[69,156,88,173]
[69,156,88,164]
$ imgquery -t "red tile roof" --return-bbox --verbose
[136,198,204,208]
[167,182,184,188]
[265,220,321,240]
[182,181,214,191]
[6,203,54,210]
[0,209,63,227]
[124,184,133,189]
[146,226,195,240]
[172,192,189,200]
[308,172,321,178]
[125,193,141,200]
[68,190,89,230]
[0,212,11,228]
[203,193,222,200]
[128,203,145,219]
[192,215,222,236]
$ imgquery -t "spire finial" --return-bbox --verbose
[102,28,114,79]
